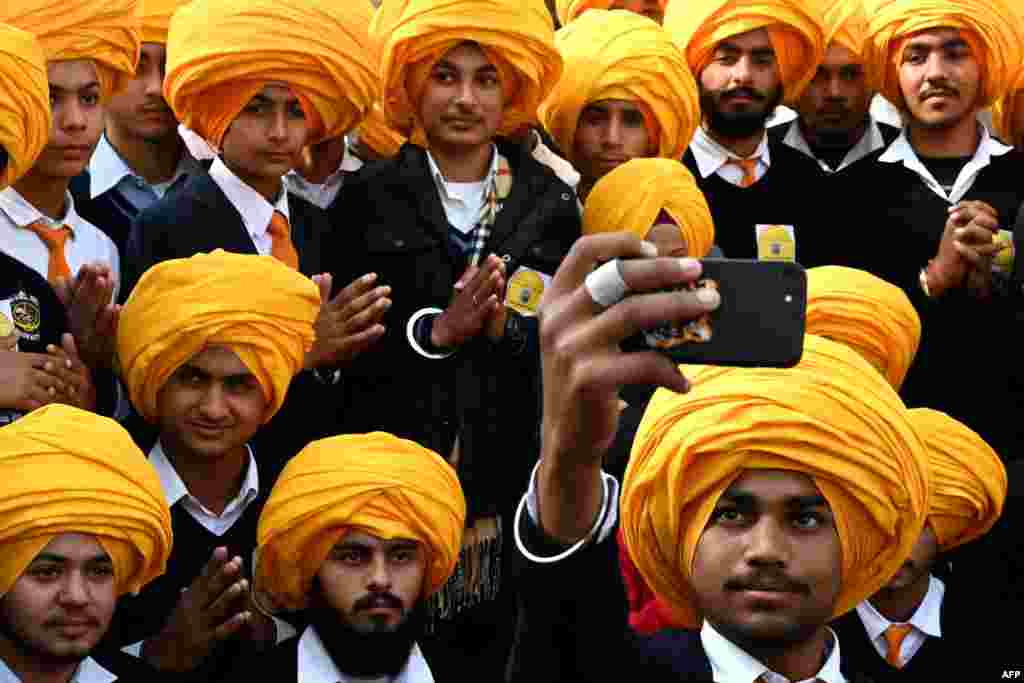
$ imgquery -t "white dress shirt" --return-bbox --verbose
[689,126,772,186]
[284,141,364,210]
[88,134,202,207]
[878,124,1012,204]
[703,620,846,683]
[0,656,116,683]
[297,626,434,683]
[0,187,121,300]
[854,574,945,667]
[780,117,889,173]
[425,145,499,234]
[208,158,291,256]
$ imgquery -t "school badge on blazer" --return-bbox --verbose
[756,224,796,262]
[505,267,550,316]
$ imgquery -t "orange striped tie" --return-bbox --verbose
[21,220,73,284]
[728,157,760,188]
[267,211,299,270]
[884,623,913,668]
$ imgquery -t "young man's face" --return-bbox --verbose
[33,60,104,180]
[417,42,505,153]
[898,28,982,131]
[572,99,656,186]
[154,345,267,463]
[221,83,310,189]
[646,220,688,257]
[796,43,872,142]
[104,43,177,144]
[317,531,426,634]
[876,524,939,594]
[0,534,117,665]
[690,469,842,649]
[699,28,784,140]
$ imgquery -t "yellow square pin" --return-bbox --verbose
[756,224,796,262]
[505,268,546,316]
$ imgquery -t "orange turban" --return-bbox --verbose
[808,0,875,89]
[164,0,379,151]
[992,12,1024,149]
[663,0,825,104]
[0,405,172,597]
[0,24,50,189]
[582,158,715,257]
[622,335,929,627]
[908,408,1006,552]
[2,0,141,103]
[539,10,700,164]
[556,0,670,26]
[117,250,320,425]
[358,103,407,159]
[863,0,1024,109]
[805,266,920,390]
[376,0,562,146]
[139,0,188,45]
[255,433,466,612]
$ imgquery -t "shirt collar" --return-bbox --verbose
[286,142,364,187]
[0,656,116,683]
[425,144,499,201]
[701,620,845,683]
[148,439,259,509]
[297,626,434,683]
[782,117,888,173]
[88,135,204,200]
[0,186,79,233]
[690,126,771,179]
[208,157,290,240]
[855,574,946,641]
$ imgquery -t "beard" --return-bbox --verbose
[307,593,425,679]
[701,85,784,140]
[0,612,90,669]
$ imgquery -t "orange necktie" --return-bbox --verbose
[728,157,760,188]
[884,623,913,668]
[267,211,299,270]
[21,221,73,284]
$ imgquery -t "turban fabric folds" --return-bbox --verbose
[908,408,1006,551]
[992,3,1024,148]
[117,250,320,425]
[139,0,189,45]
[556,0,670,27]
[863,0,1024,109]
[164,0,379,150]
[0,405,172,597]
[539,10,700,163]
[0,24,50,188]
[255,433,466,611]
[358,103,408,158]
[2,0,141,103]
[582,158,715,258]
[808,0,875,89]
[621,335,929,627]
[663,0,825,103]
[805,266,920,390]
[375,0,562,146]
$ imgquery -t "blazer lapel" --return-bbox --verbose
[398,146,462,268]
[191,173,259,255]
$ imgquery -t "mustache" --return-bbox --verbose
[44,615,101,628]
[353,592,405,612]
[720,87,767,102]
[922,86,959,100]
[725,572,810,596]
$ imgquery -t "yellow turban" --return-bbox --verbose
[622,335,929,627]
[0,405,172,597]
[139,0,188,45]
[358,103,408,159]
[3,0,141,103]
[0,24,50,189]
[164,0,379,150]
[539,10,700,163]
[992,10,1024,149]
[863,0,1024,109]
[556,0,670,26]
[582,158,715,258]
[908,408,1006,552]
[255,432,466,612]
[117,250,320,425]
[805,266,920,390]
[376,0,562,146]
[663,0,826,104]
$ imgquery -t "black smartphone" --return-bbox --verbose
[626,258,807,368]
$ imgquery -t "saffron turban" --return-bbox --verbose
[993,86,1024,149]
[908,408,1006,552]
[582,158,715,258]
[164,0,379,151]
[0,24,50,189]
[376,0,562,145]
[2,0,141,103]
[863,0,1024,109]
[810,0,874,88]
[621,334,929,627]
[117,250,320,425]
[255,432,466,611]
[805,266,920,390]
[663,0,825,103]
[556,0,670,26]
[358,103,407,159]
[139,0,188,45]
[539,10,700,164]
[0,405,172,597]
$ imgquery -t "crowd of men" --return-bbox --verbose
[0,0,1022,680]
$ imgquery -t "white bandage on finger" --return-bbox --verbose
[584,259,629,308]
